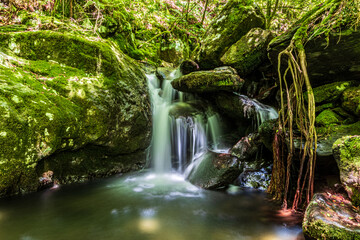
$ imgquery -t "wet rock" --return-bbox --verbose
[230,133,260,161]
[179,60,199,75]
[197,0,265,69]
[258,119,277,152]
[156,67,175,81]
[0,31,151,197]
[236,160,271,190]
[171,67,244,93]
[333,136,360,206]
[221,28,272,76]
[168,102,206,119]
[187,152,241,189]
[342,86,360,117]
[303,192,360,240]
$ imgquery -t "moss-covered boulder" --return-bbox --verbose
[342,86,360,117]
[220,28,272,76]
[316,109,342,126]
[333,136,360,206]
[171,67,244,93]
[230,133,260,160]
[307,81,357,104]
[159,39,185,65]
[196,0,265,70]
[0,31,151,197]
[269,30,360,87]
[187,152,241,189]
[303,192,360,240]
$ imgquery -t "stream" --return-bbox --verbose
[0,69,304,240]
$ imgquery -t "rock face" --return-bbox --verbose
[269,30,360,87]
[179,60,199,75]
[0,31,152,197]
[303,193,360,240]
[196,0,265,70]
[221,28,272,76]
[187,152,241,189]
[333,136,360,206]
[171,67,244,93]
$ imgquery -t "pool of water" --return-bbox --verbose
[0,171,303,240]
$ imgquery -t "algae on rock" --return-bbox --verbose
[0,31,152,197]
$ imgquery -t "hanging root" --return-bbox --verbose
[268,0,358,210]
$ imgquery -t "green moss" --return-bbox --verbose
[342,86,360,117]
[305,81,355,104]
[316,109,341,126]
[350,186,360,207]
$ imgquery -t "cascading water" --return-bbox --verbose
[146,70,223,174]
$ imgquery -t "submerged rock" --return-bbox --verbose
[221,28,272,76]
[196,0,265,69]
[171,67,244,93]
[187,152,241,189]
[0,31,151,197]
[333,136,360,206]
[303,192,360,240]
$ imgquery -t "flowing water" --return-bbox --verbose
[0,70,303,240]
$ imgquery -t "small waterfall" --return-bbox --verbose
[236,93,278,130]
[146,70,223,174]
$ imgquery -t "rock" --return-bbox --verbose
[269,30,360,87]
[307,81,357,104]
[156,67,175,81]
[159,39,185,65]
[187,152,241,189]
[171,67,244,93]
[333,135,360,206]
[179,60,199,75]
[303,192,360,240]
[0,31,151,197]
[314,121,360,158]
[258,119,277,151]
[230,133,260,160]
[316,109,342,126]
[236,160,271,190]
[221,28,272,76]
[342,86,360,117]
[196,0,265,69]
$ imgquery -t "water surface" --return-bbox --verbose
[0,172,303,240]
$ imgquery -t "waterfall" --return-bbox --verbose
[236,93,278,130]
[146,70,223,174]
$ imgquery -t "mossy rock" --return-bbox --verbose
[196,0,265,70]
[187,152,241,189]
[171,68,244,93]
[306,81,356,104]
[333,135,360,206]
[220,28,272,76]
[342,86,360,117]
[303,193,360,240]
[0,30,151,197]
[315,109,342,127]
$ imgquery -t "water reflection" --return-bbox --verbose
[0,172,303,240]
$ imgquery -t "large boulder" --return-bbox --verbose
[187,152,241,189]
[333,135,360,206]
[196,0,265,70]
[221,28,272,76]
[0,31,151,197]
[230,133,260,160]
[303,192,360,240]
[342,86,360,117]
[171,67,244,93]
[269,30,360,87]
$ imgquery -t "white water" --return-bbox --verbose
[147,71,223,174]
[236,93,279,130]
